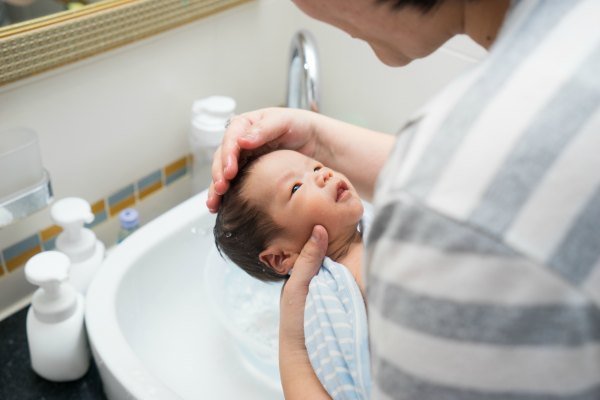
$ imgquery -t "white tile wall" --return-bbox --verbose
[0,0,484,314]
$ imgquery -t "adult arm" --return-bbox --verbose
[207,108,394,212]
[279,225,332,400]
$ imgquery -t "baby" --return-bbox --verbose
[213,149,365,292]
[214,149,371,399]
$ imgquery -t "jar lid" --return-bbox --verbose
[119,208,139,229]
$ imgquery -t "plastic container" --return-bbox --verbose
[190,96,236,195]
[25,251,90,381]
[117,208,139,243]
[0,127,44,200]
[204,245,283,387]
[51,197,105,295]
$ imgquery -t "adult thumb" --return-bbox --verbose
[292,225,328,286]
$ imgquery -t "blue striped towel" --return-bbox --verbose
[303,212,372,400]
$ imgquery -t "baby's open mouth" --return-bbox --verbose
[336,180,349,202]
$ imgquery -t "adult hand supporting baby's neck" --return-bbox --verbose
[279,225,333,400]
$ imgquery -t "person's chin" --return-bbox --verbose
[371,47,413,67]
[350,197,365,220]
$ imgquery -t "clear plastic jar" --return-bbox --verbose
[190,96,236,195]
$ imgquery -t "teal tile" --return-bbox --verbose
[165,166,187,185]
[3,234,40,262]
[43,236,58,251]
[108,185,135,207]
[138,170,162,191]
[85,210,107,229]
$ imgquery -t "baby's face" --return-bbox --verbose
[245,150,364,253]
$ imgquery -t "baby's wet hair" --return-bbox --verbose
[213,155,288,282]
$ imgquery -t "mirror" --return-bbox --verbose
[0,0,250,86]
[1,0,107,28]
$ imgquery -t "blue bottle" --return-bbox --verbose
[117,208,139,243]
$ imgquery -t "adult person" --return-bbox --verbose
[209,0,600,398]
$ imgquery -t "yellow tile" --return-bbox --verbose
[40,225,63,242]
[165,156,187,176]
[109,195,136,217]
[139,180,162,201]
[6,246,42,272]
[91,199,106,214]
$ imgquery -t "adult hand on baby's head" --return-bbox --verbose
[207,107,320,213]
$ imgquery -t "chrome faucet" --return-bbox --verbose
[286,30,321,113]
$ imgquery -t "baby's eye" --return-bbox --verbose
[314,167,321,172]
[291,184,301,195]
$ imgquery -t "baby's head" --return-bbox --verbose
[214,150,363,282]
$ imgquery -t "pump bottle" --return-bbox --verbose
[25,251,90,381]
[51,197,105,295]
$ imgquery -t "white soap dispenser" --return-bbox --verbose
[51,197,105,295]
[25,251,90,381]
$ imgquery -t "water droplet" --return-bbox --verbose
[225,232,232,238]
[191,227,197,234]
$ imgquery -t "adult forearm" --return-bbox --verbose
[279,227,332,400]
[280,342,331,399]
[311,114,395,202]
[279,282,330,399]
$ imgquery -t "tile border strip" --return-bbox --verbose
[0,153,192,276]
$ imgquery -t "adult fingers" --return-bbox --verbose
[206,180,221,214]
[290,225,328,287]
[211,145,229,196]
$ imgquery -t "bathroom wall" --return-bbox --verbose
[0,0,485,317]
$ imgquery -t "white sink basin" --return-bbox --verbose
[86,190,284,400]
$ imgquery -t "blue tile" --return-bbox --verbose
[85,210,107,229]
[108,184,135,207]
[165,166,187,185]
[2,234,40,262]
[138,170,162,191]
[43,236,58,251]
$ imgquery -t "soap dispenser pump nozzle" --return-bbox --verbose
[25,251,70,299]
[51,197,96,263]
[25,251,77,324]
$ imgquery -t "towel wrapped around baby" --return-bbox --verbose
[303,212,372,400]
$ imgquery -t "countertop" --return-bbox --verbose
[0,306,107,400]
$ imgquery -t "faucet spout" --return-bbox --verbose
[286,30,321,113]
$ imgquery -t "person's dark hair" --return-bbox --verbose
[213,155,288,283]
[375,0,446,13]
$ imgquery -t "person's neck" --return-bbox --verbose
[326,225,365,298]
[463,0,511,50]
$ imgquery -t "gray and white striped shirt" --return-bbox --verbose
[366,0,600,398]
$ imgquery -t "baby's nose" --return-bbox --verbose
[317,169,333,185]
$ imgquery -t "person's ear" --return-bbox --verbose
[259,245,299,275]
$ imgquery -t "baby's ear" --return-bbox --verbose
[259,246,298,275]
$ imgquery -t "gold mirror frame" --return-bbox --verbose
[0,0,251,86]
